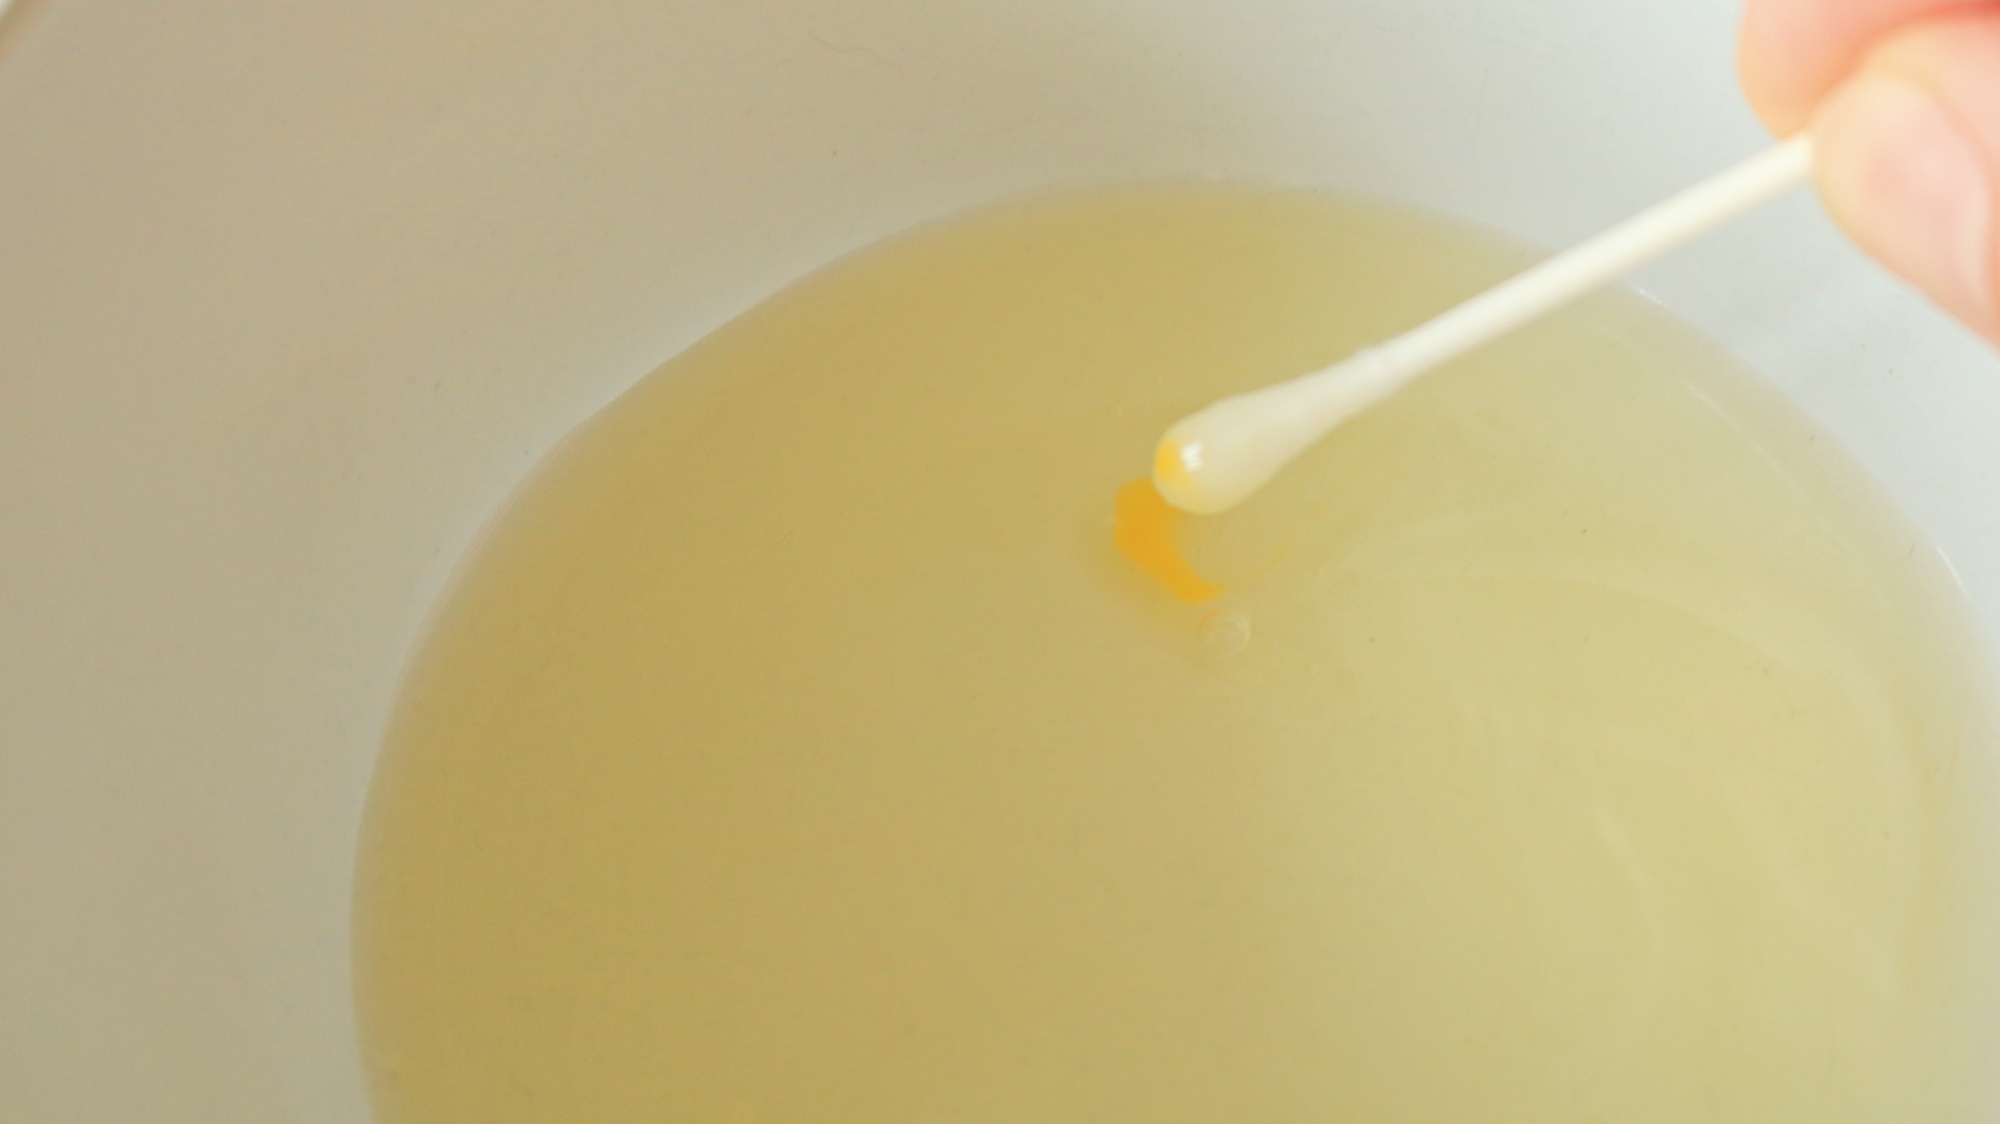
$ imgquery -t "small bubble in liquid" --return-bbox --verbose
[1199,611,1251,659]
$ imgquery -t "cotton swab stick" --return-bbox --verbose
[1152,135,1816,515]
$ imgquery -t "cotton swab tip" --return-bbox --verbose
[1154,349,1406,514]
[1152,430,1250,516]
[1152,382,1328,514]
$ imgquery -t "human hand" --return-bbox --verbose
[1741,1,2000,342]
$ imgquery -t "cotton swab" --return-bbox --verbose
[1152,135,1816,515]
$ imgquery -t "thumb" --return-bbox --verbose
[1810,13,2000,343]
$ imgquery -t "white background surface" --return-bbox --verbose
[3,1,1998,1120]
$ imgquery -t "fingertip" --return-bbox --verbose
[1737,0,1987,139]
[1813,65,1999,340]
[1739,0,1830,135]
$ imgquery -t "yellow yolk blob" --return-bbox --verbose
[1113,477,1221,603]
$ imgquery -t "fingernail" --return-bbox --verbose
[1813,72,1996,330]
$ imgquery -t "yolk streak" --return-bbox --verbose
[1113,477,1222,604]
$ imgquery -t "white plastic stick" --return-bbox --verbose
[1153,135,1816,514]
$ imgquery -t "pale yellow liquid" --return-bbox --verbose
[355,187,2000,1122]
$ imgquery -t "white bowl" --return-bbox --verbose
[4,0,1998,1119]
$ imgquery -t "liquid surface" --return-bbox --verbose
[356,187,2000,1122]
